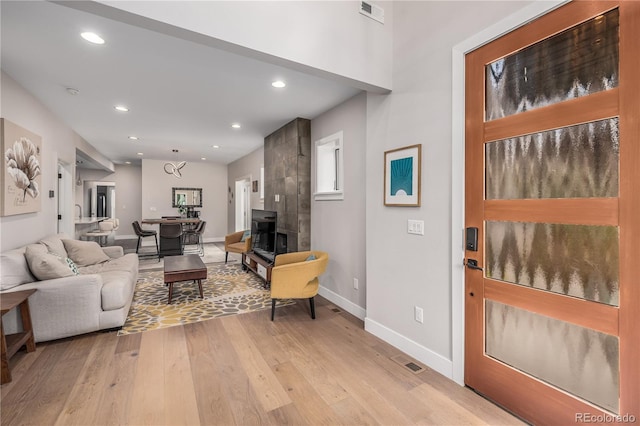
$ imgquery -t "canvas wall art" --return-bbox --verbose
[384,144,421,207]
[1,118,42,216]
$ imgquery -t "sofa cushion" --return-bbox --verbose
[0,247,36,290]
[24,245,75,281]
[62,239,110,266]
[77,253,139,275]
[38,234,67,258]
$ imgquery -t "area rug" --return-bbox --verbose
[118,263,291,336]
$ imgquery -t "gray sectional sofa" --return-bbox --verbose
[0,233,138,342]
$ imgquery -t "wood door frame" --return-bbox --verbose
[457,1,640,421]
[450,0,567,386]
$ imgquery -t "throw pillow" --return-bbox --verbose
[65,257,80,275]
[306,253,317,261]
[0,248,37,290]
[24,245,75,280]
[240,229,251,242]
[38,235,67,258]
[62,239,110,267]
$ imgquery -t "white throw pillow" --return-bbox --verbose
[24,245,75,280]
[38,235,67,258]
[62,239,111,267]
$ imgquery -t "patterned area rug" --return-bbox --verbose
[118,263,291,336]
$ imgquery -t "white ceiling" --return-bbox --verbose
[1,1,362,166]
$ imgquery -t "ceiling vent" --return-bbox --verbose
[360,1,384,24]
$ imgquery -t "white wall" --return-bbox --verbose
[311,92,367,319]
[111,164,142,238]
[0,72,79,250]
[364,1,534,378]
[141,159,227,241]
[91,0,393,92]
[227,146,265,233]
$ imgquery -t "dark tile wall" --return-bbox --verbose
[264,117,311,252]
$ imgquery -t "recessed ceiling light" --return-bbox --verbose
[80,32,105,45]
[128,136,138,140]
[137,152,143,156]
[201,157,206,161]
[272,80,286,88]
[231,123,241,129]
[125,161,131,164]
[212,145,220,149]
[114,105,129,112]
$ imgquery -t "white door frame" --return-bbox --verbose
[449,0,567,385]
[57,160,74,236]
[235,176,251,231]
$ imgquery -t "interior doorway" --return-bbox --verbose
[463,2,639,423]
[235,177,251,232]
[57,161,74,236]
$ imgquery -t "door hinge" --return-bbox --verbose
[58,173,62,179]
[58,214,62,220]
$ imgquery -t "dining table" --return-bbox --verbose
[141,218,201,225]
[141,218,202,257]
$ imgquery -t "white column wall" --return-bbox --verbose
[311,92,367,319]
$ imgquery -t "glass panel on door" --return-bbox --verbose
[486,300,619,413]
[485,9,619,121]
[485,118,619,200]
[486,221,619,305]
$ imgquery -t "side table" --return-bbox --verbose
[1,289,37,384]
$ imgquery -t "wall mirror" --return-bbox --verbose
[172,187,202,207]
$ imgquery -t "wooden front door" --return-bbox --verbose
[464,2,639,423]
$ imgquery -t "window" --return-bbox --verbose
[314,131,344,200]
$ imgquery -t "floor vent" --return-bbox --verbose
[331,307,342,313]
[391,354,427,374]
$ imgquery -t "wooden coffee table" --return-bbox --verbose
[163,255,207,304]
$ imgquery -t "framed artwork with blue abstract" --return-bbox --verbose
[384,144,421,206]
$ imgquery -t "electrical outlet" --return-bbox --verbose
[353,278,359,290]
[414,306,424,323]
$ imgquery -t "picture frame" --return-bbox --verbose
[384,144,421,207]
[1,118,42,216]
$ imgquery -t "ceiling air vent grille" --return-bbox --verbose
[360,1,384,24]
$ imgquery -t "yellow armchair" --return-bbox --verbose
[224,230,251,263]
[270,250,329,320]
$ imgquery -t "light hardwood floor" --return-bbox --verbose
[1,297,524,425]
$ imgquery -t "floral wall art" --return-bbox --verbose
[1,118,42,216]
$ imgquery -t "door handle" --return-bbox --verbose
[465,259,483,271]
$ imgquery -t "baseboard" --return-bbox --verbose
[318,286,366,320]
[203,237,224,243]
[115,234,136,240]
[364,317,453,380]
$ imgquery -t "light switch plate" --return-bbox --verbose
[408,219,424,235]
